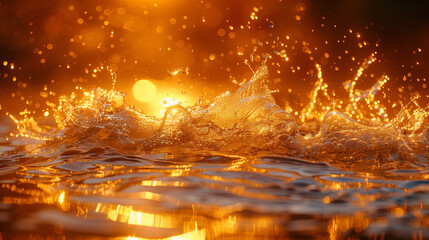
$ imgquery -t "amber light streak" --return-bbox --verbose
[125,228,206,240]
[97,203,207,240]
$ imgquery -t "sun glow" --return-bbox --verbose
[133,80,157,102]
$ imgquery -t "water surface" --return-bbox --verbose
[0,137,428,239]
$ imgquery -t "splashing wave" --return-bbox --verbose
[8,61,429,161]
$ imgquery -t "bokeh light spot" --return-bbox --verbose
[133,80,157,102]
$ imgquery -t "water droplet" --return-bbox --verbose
[167,67,189,78]
[269,21,274,28]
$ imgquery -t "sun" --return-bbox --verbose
[132,79,157,102]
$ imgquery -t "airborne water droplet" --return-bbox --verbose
[269,21,274,28]
[167,67,189,78]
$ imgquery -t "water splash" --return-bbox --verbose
[5,58,429,159]
[167,67,190,78]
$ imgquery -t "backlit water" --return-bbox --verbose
[1,1,429,239]
[0,138,428,239]
[1,64,428,239]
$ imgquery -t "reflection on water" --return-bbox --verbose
[1,0,429,239]
[0,138,428,239]
[1,61,428,239]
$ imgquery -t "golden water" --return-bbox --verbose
[1,1,429,239]
[1,59,429,239]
